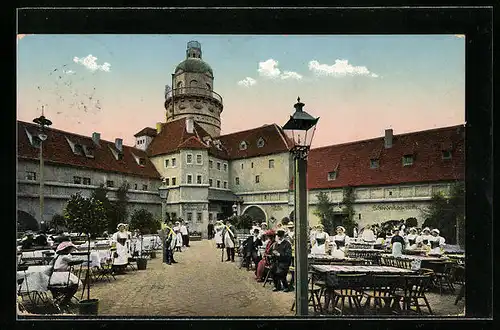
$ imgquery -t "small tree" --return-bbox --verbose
[422,181,465,245]
[64,193,107,238]
[341,186,358,235]
[313,192,336,234]
[51,213,67,231]
[91,184,112,233]
[233,214,253,230]
[130,208,160,234]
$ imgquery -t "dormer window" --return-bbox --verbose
[327,171,337,181]
[402,154,414,166]
[257,137,265,148]
[25,129,41,148]
[138,158,146,166]
[239,141,248,150]
[83,145,94,158]
[370,158,380,169]
[442,150,452,160]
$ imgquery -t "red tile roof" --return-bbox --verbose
[17,121,161,179]
[147,119,289,160]
[306,125,465,190]
[134,127,157,137]
[218,124,290,160]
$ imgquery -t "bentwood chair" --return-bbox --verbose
[393,274,433,315]
[329,273,367,315]
[362,274,402,315]
[290,271,324,315]
[427,261,455,295]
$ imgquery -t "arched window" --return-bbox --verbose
[190,80,198,87]
[177,81,183,88]
[206,83,211,90]
[239,141,248,150]
[257,137,265,148]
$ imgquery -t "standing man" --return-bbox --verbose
[162,221,177,265]
[180,219,189,248]
[221,218,237,262]
[271,229,293,292]
[207,220,215,239]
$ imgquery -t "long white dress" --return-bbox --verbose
[111,231,129,266]
[429,236,445,254]
[173,227,183,248]
[310,231,330,255]
[214,225,224,245]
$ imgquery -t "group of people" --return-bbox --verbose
[160,219,190,265]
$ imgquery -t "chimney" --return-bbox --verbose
[115,138,123,152]
[186,116,194,134]
[92,132,101,145]
[384,129,393,149]
[156,122,163,134]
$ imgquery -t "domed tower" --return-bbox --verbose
[164,40,224,137]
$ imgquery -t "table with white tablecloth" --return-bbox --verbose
[130,235,162,255]
[16,265,51,293]
[71,250,112,268]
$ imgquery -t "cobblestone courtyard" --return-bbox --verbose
[84,239,465,317]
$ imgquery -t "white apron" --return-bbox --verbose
[175,229,183,248]
[214,225,223,244]
[429,236,445,255]
[112,231,129,266]
[310,231,329,255]
[361,229,376,242]
[392,242,403,257]
[405,234,418,250]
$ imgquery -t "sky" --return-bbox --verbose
[17,34,465,148]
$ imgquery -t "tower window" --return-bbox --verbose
[327,171,337,181]
[442,150,452,160]
[402,154,414,166]
[255,175,260,183]
[235,177,240,185]
[206,83,211,90]
[370,159,380,169]
[239,141,248,150]
[172,177,176,185]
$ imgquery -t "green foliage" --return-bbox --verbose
[405,217,418,228]
[422,181,465,245]
[95,182,130,233]
[51,213,67,231]
[313,192,336,234]
[233,214,253,230]
[130,208,160,234]
[341,186,358,235]
[64,192,108,237]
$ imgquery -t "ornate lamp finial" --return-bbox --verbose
[297,97,300,103]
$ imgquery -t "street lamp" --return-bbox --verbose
[33,107,52,232]
[158,180,170,223]
[282,97,319,316]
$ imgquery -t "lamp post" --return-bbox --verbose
[159,182,170,263]
[33,107,52,232]
[282,97,319,316]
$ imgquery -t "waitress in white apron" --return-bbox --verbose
[310,224,330,255]
[416,227,432,249]
[405,227,419,250]
[111,223,129,270]
[390,227,405,257]
[428,229,446,255]
[331,226,349,252]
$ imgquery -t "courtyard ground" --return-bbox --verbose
[19,239,465,317]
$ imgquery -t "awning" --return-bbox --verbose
[208,189,240,202]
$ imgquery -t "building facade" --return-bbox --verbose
[17,40,465,237]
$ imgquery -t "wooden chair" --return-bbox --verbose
[48,259,85,312]
[452,265,465,305]
[393,274,433,315]
[94,251,116,282]
[428,261,455,295]
[363,274,402,315]
[290,271,324,315]
[330,273,367,315]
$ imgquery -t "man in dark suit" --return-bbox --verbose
[207,221,215,239]
[242,228,263,270]
[270,229,293,292]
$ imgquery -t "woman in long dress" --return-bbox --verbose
[214,220,224,248]
[111,223,129,271]
[48,241,82,307]
[428,229,446,255]
[173,221,183,252]
[310,224,330,255]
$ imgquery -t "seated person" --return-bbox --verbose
[428,229,446,255]
[48,242,82,307]
[34,234,48,247]
[405,227,419,250]
[255,230,276,282]
[242,228,263,270]
[270,229,293,292]
[21,232,35,250]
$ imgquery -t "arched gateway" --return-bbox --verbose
[242,205,267,224]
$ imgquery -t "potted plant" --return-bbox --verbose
[136,234,148,270]
[64,192,107,315]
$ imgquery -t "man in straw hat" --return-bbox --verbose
[270,228,293,292]
[221,218,237,262]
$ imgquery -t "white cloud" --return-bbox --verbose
[73,54,111,72]
[258,58,303,81]
[281,71,303,80]
[308,59,378,78]
[237,77,257,87]
[258,59,281,78]
[64,70,75,75]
